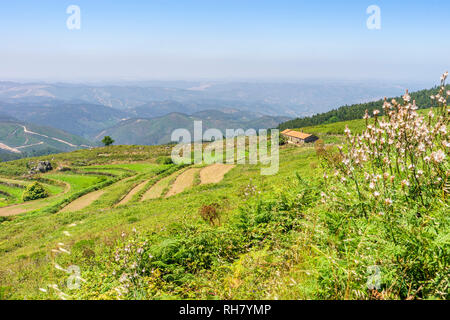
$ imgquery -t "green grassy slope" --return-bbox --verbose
[0,144,318,299]
[0,107,447,300]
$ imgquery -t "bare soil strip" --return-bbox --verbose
[0,142,21,154]
[200,164,236,185]
[60,190,105,213]
[0,205,29,217]
[0,178,28,187]
[165,168,200,198]
[116,180,148,206]
[141,171,181,201]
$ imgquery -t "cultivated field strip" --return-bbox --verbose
[141,170,184,201]
[59,190,105,213]
[200,164,236,185]
[116,180,149,206]
[165,168,200,198]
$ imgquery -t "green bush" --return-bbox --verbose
[279,134,287,145]
[22,182,49,202]
[156,156,173,165]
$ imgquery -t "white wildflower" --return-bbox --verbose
[431,150,446,163]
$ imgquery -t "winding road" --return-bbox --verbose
[0,125,90,154]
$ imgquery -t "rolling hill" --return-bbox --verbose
[94,110,290,145]
[0,101,130,138]
[278,84,450,130]
[0,119,94,160]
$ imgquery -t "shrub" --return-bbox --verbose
[199,204,220,226]
[279,134,287,145]
[22,182,49,202]
[156,156,173,165]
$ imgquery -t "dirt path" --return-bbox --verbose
[60,190,105,213]
[0,177,28,186]
[0,142,21,154]
[165,168,199,198]
[0,180,71,217]
[0,205,31,217]
[200,164,236,185]
[21,125,89,148]
[116,180,148,206]
[141,171,181,201]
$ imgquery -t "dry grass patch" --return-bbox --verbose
[165,168,200,198]
[200,164,236,185]
[60,190,105,213]
[141,171,181,201]
[116,180,148,206]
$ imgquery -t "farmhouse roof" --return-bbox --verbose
[281,129,313,140]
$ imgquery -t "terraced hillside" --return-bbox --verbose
[0,142,300,299]
[0,101,448,300]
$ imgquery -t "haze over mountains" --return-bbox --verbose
[0,80,413,160]
[0,80,411,116]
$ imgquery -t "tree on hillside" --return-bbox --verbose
[22,182,49,202]
[102,136,115,146]
[278,84,450,130]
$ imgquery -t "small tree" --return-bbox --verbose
[22,182,49,202]
[102,136,114,146]
[279,134,287,145]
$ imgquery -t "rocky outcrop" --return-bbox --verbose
[28,161,53,175]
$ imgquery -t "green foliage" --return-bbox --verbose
[22,182,49,202]
[313,78,449,299]
[278,134,287,145]
[279,85,450,130]
[156,156,173,165]
[0,88,447,301]
[101,136,115,146]
[71,174,322,299]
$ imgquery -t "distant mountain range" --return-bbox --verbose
[0,80,410,117]
[94,110,289,145]
[0,79,420,160]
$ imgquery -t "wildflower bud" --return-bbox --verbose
[401,179,410,188]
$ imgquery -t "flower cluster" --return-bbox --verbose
[110,229,154,298]
[325,72,449,214]
[240,179,260,199]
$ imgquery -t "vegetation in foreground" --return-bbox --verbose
[0,75,448,300]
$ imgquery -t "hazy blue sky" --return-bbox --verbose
[1,0,449,82]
